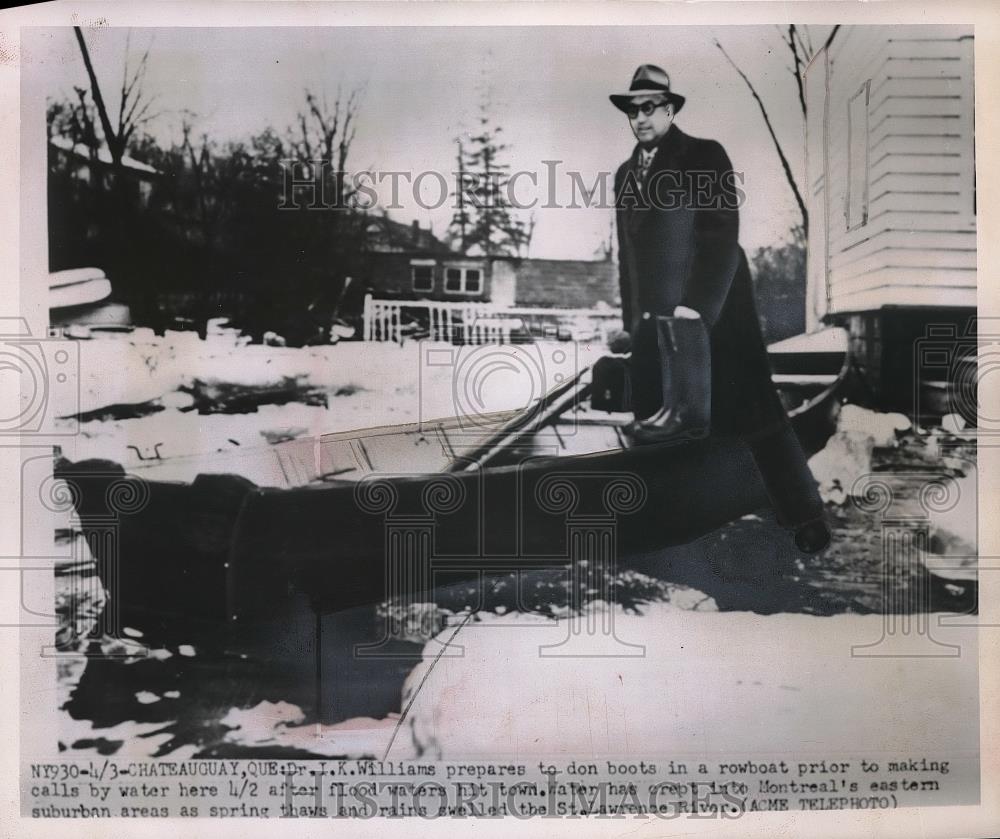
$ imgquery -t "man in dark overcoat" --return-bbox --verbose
[609,64,829,552]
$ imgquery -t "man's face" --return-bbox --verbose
[627,96,674,147]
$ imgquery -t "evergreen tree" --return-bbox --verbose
[449,96,532,257]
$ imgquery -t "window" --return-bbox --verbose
[410,260,435,293]
[846,80,871,230]
[444,266,482,294]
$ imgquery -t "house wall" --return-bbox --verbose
[367,253,620,311]
[365,252,491,302]
[804,25,976,323]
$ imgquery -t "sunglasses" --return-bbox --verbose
[626,100,670,119]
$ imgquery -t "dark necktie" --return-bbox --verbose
[636,148,657,185]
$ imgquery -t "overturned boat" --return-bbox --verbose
[57,328,853,640]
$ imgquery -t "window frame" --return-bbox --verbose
[443,264,484,295]
[410,259,436,293]
[845,79,871,232]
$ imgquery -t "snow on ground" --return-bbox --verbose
[52,332,981,762]
[55,334,605,469]
[397,602,979,762]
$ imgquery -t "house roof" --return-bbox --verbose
[366,213,455,254]
[508,257,618,309]
[49,134,159,175]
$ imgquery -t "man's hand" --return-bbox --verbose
[673,305,701,320]
[608,329,632,354]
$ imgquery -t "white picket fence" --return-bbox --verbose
[362,294,622,344]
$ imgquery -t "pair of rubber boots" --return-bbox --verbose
[628,315,711,446]
[627,315,830,554]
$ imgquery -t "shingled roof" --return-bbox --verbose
[510,257,619,309]
[366,214,455,254]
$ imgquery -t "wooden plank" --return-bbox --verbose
[841,237,975,266]
[830,284,976,314]
[872,72,963,91]
[830,243,975,277]
[870,152,962,177]
[885,25,973,40]
[870,76,964,100]
[884,57,965,75]
[853,209,974,234]
[868,191,965,214]
[831,263,976,295]
[869,172,962,193]
[829,39,964,110]
[827,219,973,254]
[837,229,974,253]
[870,100,965,130]
[886,38,969,59]
[829,229,975,268]
[871,134,966,156]
[870,114,963,136]
[870,96,963,118]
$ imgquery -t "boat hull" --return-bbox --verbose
[57,327,855,637]
[59,434,771,631]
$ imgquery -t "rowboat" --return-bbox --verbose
[57,328,853,641]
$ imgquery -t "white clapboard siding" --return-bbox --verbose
[869,152,964,177]
[870,75,963,99]
[804,25,975,317]
[831,249,976,284]
[867,192,966,214]
[834,229,974,254]
[829,236,975,275]
[870,97,965,119]
[871,135,965,156]
[869,114,963,137]
[859,208,973,233]
[833,286,975,313]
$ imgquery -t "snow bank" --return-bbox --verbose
[808,431,874,505]
[221,700,402,758]
[397,603,977,760]
[836,404,911,447]
[809,404,912,504]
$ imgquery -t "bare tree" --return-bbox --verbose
[179,115,227,246]
[47,87,100,160]
[286,85,365,207]
[73,27,160,171]
[779,23,813,120]
[712,26,837,238]
[713,37,809,236]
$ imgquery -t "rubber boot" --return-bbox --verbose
[747,422,831,554]
[630,315,711,445]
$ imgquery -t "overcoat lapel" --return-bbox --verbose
[625,124,689,237]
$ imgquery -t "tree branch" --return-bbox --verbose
[73,26,120,165]
[788,25,808,120]
[714,38,808,235]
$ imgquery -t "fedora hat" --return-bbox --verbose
[610,64,686,114]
